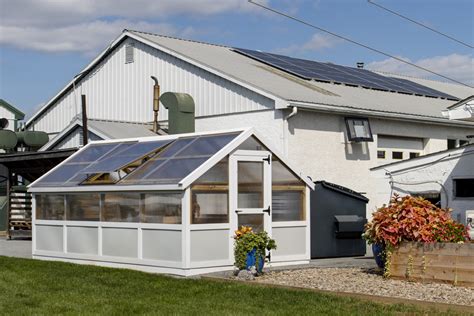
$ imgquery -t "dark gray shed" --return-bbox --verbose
[311,181,368,258]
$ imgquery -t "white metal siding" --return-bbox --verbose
[29,38,274,134]
[52,127,102,150]
[0,107,18,131]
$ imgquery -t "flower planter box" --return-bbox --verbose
[388,242,474,287]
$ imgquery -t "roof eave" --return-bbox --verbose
[289,101,474,128]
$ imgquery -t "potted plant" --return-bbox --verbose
[233,226,276,274]
[363,195,469,269]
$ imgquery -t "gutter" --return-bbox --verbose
[290,101,474,128]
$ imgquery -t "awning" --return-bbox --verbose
[0,148,77,182]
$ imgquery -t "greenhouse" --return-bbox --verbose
[29,128,313,276]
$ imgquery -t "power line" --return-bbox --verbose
[247,0,473,88]
[368,0,473,49]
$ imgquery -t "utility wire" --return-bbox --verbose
[368,0,473,49]
[248,0,473,88]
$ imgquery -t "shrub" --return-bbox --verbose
[363,195,469,247]
[233,226,276,270]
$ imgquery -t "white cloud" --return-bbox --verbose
[275,33,340,55]
[0,20,177,55]
[367,54,474,85]
[0,0,269,54]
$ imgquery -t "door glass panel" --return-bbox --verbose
[237,161,263,208]
[238,214,264,233]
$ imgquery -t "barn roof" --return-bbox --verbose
[25,30,474,128]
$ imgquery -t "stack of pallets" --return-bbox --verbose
[7,185,32,239]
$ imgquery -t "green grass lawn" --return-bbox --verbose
[0,256,465,315]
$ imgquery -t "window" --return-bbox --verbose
[345,117,373,142]
[66,194,100,221]
[125,44,134,63]
[272,158,305,222]
[191,159,229,224]
[142,193,182,224]
[377,150,386,159]
[447,139,457,149]
[454,179,474,198]
[448,139,469,149]
[36,195,65,220]
[409,152,420,159]
[392,151,403,160]
[102,193,140,222]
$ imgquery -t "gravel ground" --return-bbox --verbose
[255,267,474,307]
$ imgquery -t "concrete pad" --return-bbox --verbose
[0,238,32,259]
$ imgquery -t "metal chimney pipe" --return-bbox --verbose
[81,94,89,146]
[150,76,160,133]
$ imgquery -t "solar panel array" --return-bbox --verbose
[233,48,458,100]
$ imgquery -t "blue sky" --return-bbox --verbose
[0,0,473,118]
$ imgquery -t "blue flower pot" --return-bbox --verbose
[246,248,265,272]
[372,243,386,269]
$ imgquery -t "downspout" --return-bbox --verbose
[282,106,298,157]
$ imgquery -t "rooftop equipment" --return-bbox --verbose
[160,92,195,134]
[151,76,160,133]
[0,130,18,150]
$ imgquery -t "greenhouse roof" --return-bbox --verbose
[29,128,314,192]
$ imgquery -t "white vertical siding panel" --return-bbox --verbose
[29,38,274,134]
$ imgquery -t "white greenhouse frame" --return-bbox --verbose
[29,128,314,276]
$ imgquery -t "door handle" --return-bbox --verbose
[235,210,243,213]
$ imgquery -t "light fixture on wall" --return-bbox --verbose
[345,117,373,142]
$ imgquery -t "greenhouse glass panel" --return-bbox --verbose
[66,194,100,221]
[142,193,182,224]
[142,157,209,183]
[67,143,119,163]
[191,158,229,224]
[272,157,305,222]
[36,195,65,220]
[122,133,238,185]
[176,133,238,157]
[79,140,172,174]
[37,164,90,186]
[102,193,141,222]
[159,137,197,158]
[238,161,264,208]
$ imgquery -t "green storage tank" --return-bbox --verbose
[0,130,18,150]
[16,131,49,148]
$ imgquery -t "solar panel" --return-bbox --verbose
[233,48,459,100]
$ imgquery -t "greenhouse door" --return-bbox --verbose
[229,150,272,237]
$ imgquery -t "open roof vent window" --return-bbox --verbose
[345,117,373,142]
[125,43,134,64]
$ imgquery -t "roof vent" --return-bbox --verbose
[356,62,364,69]
[125,43,134,64]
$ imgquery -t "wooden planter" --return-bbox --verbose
[388,242,474,287]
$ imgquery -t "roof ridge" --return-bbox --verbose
[124,29,230,49]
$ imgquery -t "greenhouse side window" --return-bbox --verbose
[345,117,373,142]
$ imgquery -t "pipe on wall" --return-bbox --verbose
[282,106,298,157]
